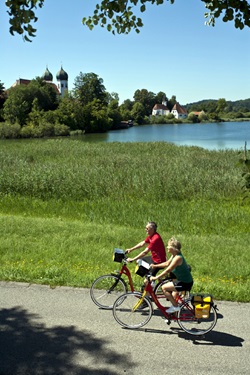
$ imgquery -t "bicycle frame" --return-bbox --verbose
[112,259,135,292]
[141,278,194,322]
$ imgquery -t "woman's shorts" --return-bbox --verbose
[173,280,193,291]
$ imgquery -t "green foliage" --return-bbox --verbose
[55,95,85,131]
[3,79,58,125]
[186,98,250,114]
[0,122,21,139]
[133,89,156,116]
[203,0,250,29]
[107,99,122,128]
[0,80,5,93]
[131,102,145,124]
[6,1,249,42]
[187,112,200,123]
[83,99,112,133]
[6,0,44,41]
[238,142,250,200]
[82,0,250,34]
[73,72,107,106]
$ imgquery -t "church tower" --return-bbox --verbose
[56,66,68,96]
[41,66,53,82]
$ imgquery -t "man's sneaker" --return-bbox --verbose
[165,305,181,314]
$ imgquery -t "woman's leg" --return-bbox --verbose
[162,282,178,307]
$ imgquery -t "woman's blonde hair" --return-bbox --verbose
[168,237,182,251]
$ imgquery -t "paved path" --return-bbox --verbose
[0,282,249,375]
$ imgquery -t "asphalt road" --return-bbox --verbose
[0,281,249,375]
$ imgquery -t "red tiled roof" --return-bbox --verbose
[153,104,169,110]
[11,78,60,94]
[172,103,187,114]
[11,79,31,87]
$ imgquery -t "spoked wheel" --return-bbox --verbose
[90,274,127,309]
[113,292,153,329]
[177,298,217,336]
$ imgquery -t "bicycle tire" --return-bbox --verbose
[113,292,153,329]
[177,298,217,336]
[90,274,127,309]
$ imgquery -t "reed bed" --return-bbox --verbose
[0,138,249,302]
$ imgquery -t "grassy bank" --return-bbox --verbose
[0,139,249,302]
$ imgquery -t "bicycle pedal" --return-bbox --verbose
[164,319,171,325]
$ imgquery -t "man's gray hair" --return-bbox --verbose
[147,221,157,231]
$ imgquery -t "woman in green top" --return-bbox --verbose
[150,237,193,314]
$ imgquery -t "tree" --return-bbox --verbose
[3,78,58,125]
[119,99,134,120]
[131,102,146,125]
[168,95,177,111]
[5,1,250,42]
[73,72,107,106]
[0,80,6,121]
[83,99,112,133]
[107,99,122,128]
[216,98,227,113]
[0,81,5,94]
[55,94,85,131]
[133,89,156,116]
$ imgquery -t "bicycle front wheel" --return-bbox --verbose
[90,274,127,309]
[113,292,153,329]
[177,299,217,336]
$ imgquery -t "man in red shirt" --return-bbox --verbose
[126,221,166,276]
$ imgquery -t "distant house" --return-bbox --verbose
[152,102,170,116]
[171,103,187,119]
[152,100,187,119]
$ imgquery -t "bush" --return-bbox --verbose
[54,123,70,136]
[0,122,21,139]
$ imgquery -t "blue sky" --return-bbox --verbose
[1,0,249,105]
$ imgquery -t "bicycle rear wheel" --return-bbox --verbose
[90,274,127,309]
[113,292,153,329]
[177,298,217,336]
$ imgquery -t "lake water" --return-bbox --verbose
[80,121,250,150]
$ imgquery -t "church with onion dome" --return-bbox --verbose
[11,65,69,97]
[41,65,68,96]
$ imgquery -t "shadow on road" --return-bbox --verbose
[129,325,244,348]
[177,329,244,347]
[0,306,135,375]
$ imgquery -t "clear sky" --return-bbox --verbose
[1,0,249,105]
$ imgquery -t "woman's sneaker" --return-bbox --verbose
[165,305,181,314]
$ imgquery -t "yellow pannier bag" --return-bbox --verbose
[191,294,213,319]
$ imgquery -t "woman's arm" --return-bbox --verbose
[150,255,182,281]
[150,256,172,269]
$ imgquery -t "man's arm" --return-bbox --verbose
[125,240,146,254]
[127,246,150,262]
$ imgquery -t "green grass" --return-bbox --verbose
[0,138,249,302]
